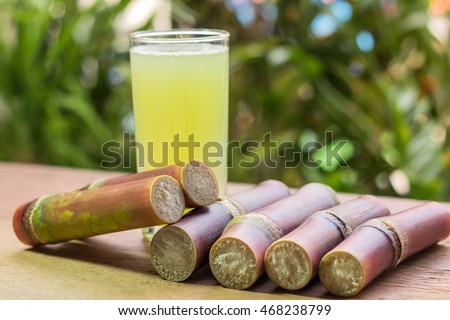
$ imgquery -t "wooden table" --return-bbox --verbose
[0,163,449,299]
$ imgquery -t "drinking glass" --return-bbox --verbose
[129,29,229,239]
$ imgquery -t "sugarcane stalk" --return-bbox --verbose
[318,202,450,297]
[13,176,185,246]
[83,160,218,207]
[265,195,390,290]
[209,183,339,290]
[150,180,290,282]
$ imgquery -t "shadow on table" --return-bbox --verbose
[24,231,154,276]
[15,229,330,298]
[185,263,332,299]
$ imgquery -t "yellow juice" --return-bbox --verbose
[130,43,229,194]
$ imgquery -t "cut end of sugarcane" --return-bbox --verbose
[265,240,313,290]
[150,226,196,281]
[151,176,185,224]
[209,237,258,290]
[13,201,37,246]
[182,160,218,206]
[319,250,364,297]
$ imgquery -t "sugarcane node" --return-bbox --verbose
[222,213,283,241]
[357,219,403,269]
[216,196,247,217]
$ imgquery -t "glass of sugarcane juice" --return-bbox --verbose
[129,30,229,194]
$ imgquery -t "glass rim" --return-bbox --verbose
[129,29,230,44]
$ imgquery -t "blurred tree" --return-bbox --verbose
[176,0,450,201]
[0,0,135,168]
[1,0,449,200]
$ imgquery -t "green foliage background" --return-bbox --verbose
[1,0,449,200]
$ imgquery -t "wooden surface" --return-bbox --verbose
[0,163,449,300]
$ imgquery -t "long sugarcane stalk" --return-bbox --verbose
[13,176,185,245]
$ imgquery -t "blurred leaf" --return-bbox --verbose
[313,139,355,173]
